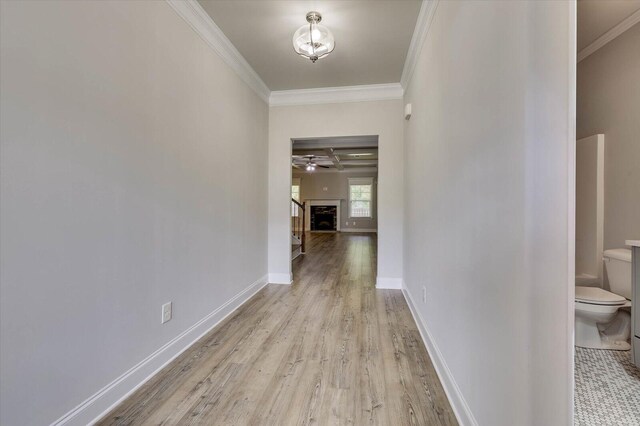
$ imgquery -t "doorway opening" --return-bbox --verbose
[289,136,378,275]
[574,4,640,423]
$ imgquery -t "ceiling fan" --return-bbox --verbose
[291,155,331,171]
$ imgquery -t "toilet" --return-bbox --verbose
[575,248,632,350]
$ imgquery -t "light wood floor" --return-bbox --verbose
[98,233,457,425]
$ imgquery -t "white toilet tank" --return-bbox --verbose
[603,248,632,299]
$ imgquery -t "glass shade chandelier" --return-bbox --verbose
[292,11,335,63]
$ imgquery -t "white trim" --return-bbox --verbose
[269,83,403,107]
[400,0,439,89]
[402,283,478,426]
[268,272,293,284]
[347,177,374,186]
[376,277,403,289]
[165,0,270,102]
[341,228,377,233]
[577,9,640,63]
[51,274,269,426]
[566,4,577,424]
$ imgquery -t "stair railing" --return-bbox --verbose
[291,199,306,253]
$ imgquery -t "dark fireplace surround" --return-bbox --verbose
[310,206,337,231]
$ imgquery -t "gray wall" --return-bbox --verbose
[577,23,640,250]
[294,171,378,231]
[403,1,574,424]
[0,2,268,425]
[269,100,403,285]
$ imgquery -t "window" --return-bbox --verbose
[348,177,373,218]
[291,185,300,202]
[291,178,301,216]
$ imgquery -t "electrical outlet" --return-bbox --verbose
[422,286,427,303]
[162,302,172,324]
[352,221,356,225]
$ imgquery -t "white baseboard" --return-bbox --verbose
[402,282,478,426]
[376,277,403,289]
[340,228,377,233]
[268,272,292,284]
[52,274,269,426]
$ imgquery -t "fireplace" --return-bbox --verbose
[311,206,337,231]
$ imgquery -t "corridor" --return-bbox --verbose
[99,233,456,425]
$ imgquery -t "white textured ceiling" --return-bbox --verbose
[577,0,640,51]
[198,0,421,91]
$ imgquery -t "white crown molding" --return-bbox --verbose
[400,0,439,89]
[269,83,403,107]
[164,0,443,105]
[165,0,271,103]
[577,8,640,63]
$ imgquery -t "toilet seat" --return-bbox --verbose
[575,286,626,306]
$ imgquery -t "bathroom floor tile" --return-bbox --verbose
[575,347,640,425]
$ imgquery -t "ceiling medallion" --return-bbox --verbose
[292,11,335,63]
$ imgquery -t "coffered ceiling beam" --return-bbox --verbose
[331,148,378,156]
[292,149,329,157]
[292,136,378,150]
[325,148,344,170]
[339,159,378,166]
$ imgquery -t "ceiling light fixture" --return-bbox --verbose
[293,11,335,63]
[306,161,317,172]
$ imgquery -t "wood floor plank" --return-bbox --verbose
[97,233,457,426]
